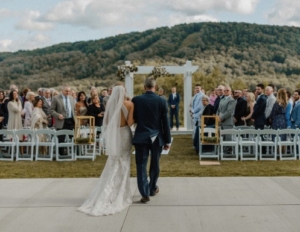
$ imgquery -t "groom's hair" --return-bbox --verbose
[144,77,156,89]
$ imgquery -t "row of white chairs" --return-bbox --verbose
[199,128,300,161]
[0,127,104,162]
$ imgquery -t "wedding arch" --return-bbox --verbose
[122,60,199,131]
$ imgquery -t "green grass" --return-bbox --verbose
[1,135,300,178]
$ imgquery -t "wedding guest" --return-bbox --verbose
[193,95,214,153]
[213,85,225,114]
[241,92,256,126]
[31,98,49,155]
[42,88,53,127]
[0,103,4,141]
[168,86,180,130]
[103,86,113,107]
[291,90,300,129]
[158,88,167,101]
[23,91,36,128]
[87,94,105,127]
[270,88,288,143]
[251,84,267,130]
[191,84,203,127]
[0,91,5,106]
[7,90,23,142]
[265,86,276,126]
[209,88,217,106]
[71,89,77,101]
[233,89,247,126]
[76,91,88,125]
[22,88,30,108]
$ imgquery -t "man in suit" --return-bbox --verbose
[251,84,267,130]
[291,90,300,129]
[168,87,180,130]
[190,84,203,127]
[264,85,276,126]
[216,86,236,130]
[213,85,225,114]
[233,90,247,126]
[132,77,171,203]
[42,88,52,127]
[50,86,76,156]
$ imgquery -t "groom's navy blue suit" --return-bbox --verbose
[132,91,171,197]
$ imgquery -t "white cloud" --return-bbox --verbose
[267,0,300,26]
[16,10,54,31]
[0,34,52,52]
[0,39,13,51]
[0,8,15,20]
[168,14,219,26]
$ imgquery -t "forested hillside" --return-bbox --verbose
[1,22,300,91]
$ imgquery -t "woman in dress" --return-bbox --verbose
[270,88,288,141]
[241,92,256,126]
[75,91,88,116]
[87,94,105,127]
[78,85,134,216]
[23,91,36,128]
[7,90,23,141]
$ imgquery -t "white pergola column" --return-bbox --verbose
[184,61,193,130]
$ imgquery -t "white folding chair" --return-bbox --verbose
[278,129,297,160]
[75,127,97,161]
[258,129,278,161]
[199,127,219,160]
[238,129,258,161]
[35,129,56,161]
[15,129,35,161]
[95,126,102,156]
[55,130,75,161]
[0,130,16,161]
[220,129,239,161]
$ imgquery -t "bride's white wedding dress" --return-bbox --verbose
[78,86,132,216]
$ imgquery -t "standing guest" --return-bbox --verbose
[75,91,88,125]
[22,88,30,108]
[23,91,36,128]
[87,94,105,127]
[216,86,236,130]
[265,86,276,126]
[158,88,167,101]
[50,86,76,156]
[193,95,214,153]
[0,91,5,106]
[291,90,300,129]
[241,92,256,126]
[242,88,248,100]
[71,89,77,101]
[190,84,203,127]
[270,88,288,142]
[168,86,180,130]
[213,85,225,114]
[103,86,113,107]
[37,88,44,99]
[0,104,4,141]
[100,89,108,103]
[7,90,23,141]
[286,91,293,114]
[251,84,267,130]
[233,90,247,126]
[209,88,217,106]
[41,89,53,127]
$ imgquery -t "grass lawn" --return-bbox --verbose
[1,135,300,178]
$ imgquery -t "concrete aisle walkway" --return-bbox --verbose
[1,177,300,232]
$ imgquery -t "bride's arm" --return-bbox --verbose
[127,102,135,127]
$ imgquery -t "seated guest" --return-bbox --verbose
[193,95,214,153]
[87,94,105,127]
[241,92,256,126]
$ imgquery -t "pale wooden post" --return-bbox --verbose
[184,61,193,130]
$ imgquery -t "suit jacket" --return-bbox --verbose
[168,93,180,110]
[291,102,300,128]
[132,91,171,146]
[192,92,203,122]
[234,97,247,126]
[251,94,267,126]
[213,95,223,114]
[217,96,236,127]
[50,94,76,129]
[265,94,276,119]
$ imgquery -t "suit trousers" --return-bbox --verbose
[170,108,179,129]
[135,138,162,197]
[58,118,74,155]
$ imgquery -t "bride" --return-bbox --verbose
[78,85,134,216]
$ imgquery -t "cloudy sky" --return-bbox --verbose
[0,0,299,52]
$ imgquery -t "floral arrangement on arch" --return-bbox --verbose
[148,66,171,79]
[117,64,138,81]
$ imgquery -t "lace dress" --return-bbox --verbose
[78,125,132,216]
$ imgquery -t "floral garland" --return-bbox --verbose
[117,65,138,81]
[148,66,171,79]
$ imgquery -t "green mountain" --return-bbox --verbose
[1,22,300,91]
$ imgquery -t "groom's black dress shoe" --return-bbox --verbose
[150,187,159,197]
[140,197,150,203]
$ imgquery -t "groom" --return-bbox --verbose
[132,77,171,203]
